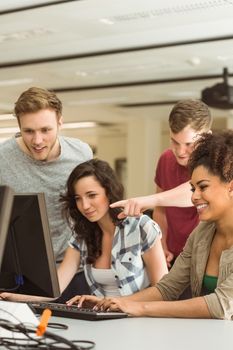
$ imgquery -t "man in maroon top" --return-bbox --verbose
[109,100,212,268]
[153,100,212,267]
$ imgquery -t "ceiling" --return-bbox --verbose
[1,0,233,144]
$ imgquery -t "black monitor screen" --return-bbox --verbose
[0,186,14,267]
[0,193,60,298]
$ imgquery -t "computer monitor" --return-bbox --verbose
[0,186,14,268]
[0,192,60,298]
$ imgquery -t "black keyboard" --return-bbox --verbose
[28,301,128,321]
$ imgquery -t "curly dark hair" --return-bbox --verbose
[188,130,233,182]
[61,158,124,264]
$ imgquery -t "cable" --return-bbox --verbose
[0,320,96,349]
[47,322,68,330]
[0,309,95,350]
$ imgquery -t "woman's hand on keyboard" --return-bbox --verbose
[66,294,102,308]
[93,297,144,316]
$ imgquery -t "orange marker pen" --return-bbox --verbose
[36,308,52,336]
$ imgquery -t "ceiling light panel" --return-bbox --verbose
[1,39,232,89]
[0,114,15,121]
[0,126,19,134]
[0,78,33,86]
[1,0,233,63]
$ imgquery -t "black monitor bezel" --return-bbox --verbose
[0,186,14,268]
[0,192,60,298]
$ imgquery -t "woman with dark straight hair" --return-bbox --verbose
[58,158,167,298]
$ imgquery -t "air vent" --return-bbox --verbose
[111,1,233,22]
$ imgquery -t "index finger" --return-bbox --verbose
[109,200,126,209]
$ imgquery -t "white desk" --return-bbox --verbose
[50,316,233,350]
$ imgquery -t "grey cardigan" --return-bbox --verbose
[156,221,233,320]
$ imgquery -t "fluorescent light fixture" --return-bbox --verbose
[168,91,198,97]
[0,28,55,43]
[75,71,88,77]
[217,55,229,61]
[0,78,33,87]
[68,96,127,106]
[0,114,15,121]
[62,122,97,129]
[99,18,114,25]
[0,127,19,134]
[0,122,96,135]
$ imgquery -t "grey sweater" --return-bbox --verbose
[0,136,93,261]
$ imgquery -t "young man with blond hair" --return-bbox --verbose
[0,87,93,262]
